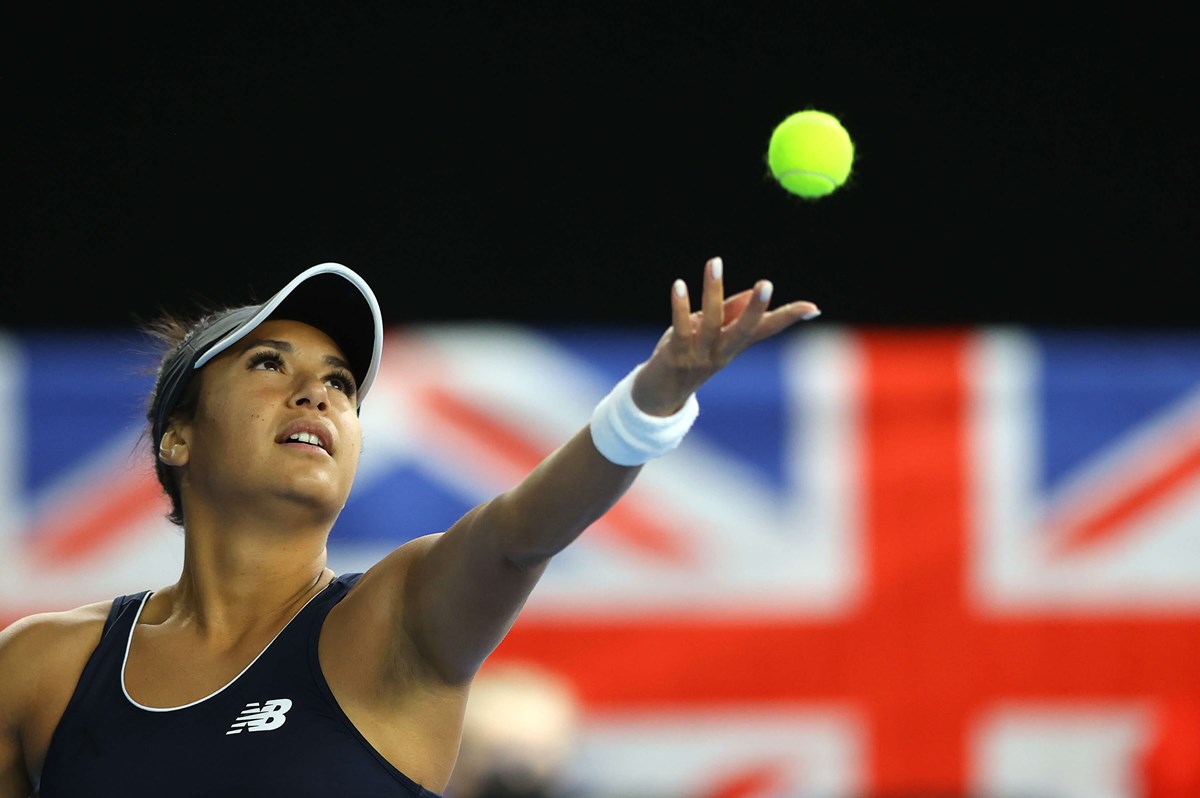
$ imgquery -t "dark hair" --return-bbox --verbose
[141,304,247,527]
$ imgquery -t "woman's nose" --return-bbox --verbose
[290,373,329,411]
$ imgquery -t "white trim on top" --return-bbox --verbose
[120,585,329,712]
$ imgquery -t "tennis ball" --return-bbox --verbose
[767,110,854,199]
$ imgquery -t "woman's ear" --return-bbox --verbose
[158,427,190,467]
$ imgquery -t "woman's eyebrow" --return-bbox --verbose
[242,337,293,353]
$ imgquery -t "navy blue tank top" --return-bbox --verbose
[39,573,440,797]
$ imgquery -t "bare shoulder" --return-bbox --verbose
[0,601,111,701]
[1,601,112,790]
[331,533,441,624]
[322,533,444,672]
[0,601,111,651]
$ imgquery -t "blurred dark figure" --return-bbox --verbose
[447,662,584,798]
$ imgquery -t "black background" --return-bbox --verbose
[5,3,1196,333]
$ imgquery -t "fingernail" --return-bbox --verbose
[710,257,723,281]
[673,279,687,298]
[758,280,774,303]
[802,307,822,320]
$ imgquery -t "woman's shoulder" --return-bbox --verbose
[0,600,112,665]
[1,600,120,781]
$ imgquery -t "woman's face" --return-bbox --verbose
[173,318,364,521]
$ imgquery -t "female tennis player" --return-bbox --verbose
[0,258,818,797]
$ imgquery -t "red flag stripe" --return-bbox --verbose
[1052,436,1200,553]
[29,470,164,564]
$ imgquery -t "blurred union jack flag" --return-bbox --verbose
[2,325,1199,797]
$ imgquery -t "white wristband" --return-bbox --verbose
[589,364,700,466]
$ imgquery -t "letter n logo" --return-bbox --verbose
[226,698,293,735]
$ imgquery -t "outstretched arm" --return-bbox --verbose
[397,257,819,682]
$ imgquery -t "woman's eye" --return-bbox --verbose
[326,373,355,394]
[248,352,284,371]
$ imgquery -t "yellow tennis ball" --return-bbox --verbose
[767,110,855,199]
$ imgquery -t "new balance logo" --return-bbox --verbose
[226,699,293,735]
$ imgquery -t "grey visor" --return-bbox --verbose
[151,263,383,446]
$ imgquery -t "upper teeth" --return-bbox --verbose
[288,432,323,448]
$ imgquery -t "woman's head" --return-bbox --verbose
[144,263,383,526]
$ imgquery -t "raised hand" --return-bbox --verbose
[632,257,820,416]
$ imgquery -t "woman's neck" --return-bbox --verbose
[156,506,335,637]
